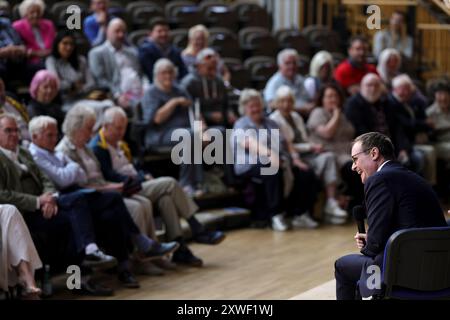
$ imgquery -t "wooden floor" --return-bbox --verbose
[51,210,449,300]
[54,222,359,300]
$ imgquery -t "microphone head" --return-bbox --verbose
[352,205,366,221]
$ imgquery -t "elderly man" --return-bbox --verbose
[181,48,236,127]
[264,48,313,117]
[88,18,144,110]
[334,36,377,96]
[138,18,187,83]
[387,74,436,185]
[89,107,226,267]
[28,115,179,287]
[334,132,446,300]
[0,113,118,295]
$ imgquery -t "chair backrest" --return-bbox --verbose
[383,226,450,299]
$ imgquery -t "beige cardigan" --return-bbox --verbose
[269,110,313,153]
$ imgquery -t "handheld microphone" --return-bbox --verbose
[353,205,366,245]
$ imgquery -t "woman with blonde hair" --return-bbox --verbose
[182,24,230,82]
[304,50,334,101]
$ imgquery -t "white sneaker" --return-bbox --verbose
[324,198,348,218]
[292,213,319,229]
[271,214,290,232]
[324,215,347,225]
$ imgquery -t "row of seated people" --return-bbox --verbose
[0,107,226,299]
[1,22,449,222]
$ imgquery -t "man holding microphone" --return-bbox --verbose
[334,132,447,300]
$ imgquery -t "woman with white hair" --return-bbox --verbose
[304,50,334,101]
[0,204,42,299]
[12,0,56,69]
[142,58,205,196]
[233,89,319,231]
[269,86,347,224]
[376,48,402,89]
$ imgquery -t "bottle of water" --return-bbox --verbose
[42,264,53,298]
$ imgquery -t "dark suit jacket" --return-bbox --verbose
[363,161,446,259]
[358,161,446,297]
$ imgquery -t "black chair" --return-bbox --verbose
[170,28,189,49]
[275,28,311,57]
[382,226,450,300]
[230,2,272,30]
[128,29,149,47]
[209,28,241,60]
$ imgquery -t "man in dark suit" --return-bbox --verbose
[335,132,447,300]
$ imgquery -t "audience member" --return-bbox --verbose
[89,18,144,110]
[304,50,335,101]
[0,78,30,141]
[83,0,114,47]
[233,89,319,231]
[27,70,65,131]
[373,11,413,59]
[307,83,363,213]
[181,48,237,127]
[0,204,42,299]
[334,36,377,96]
[28,115,179,285]
[90,107,226,267]
[376,48,402,89]
[12,0,55,70]
[264,49,313,117]
[138,19,187,83]
[269,86,347,224]
[388,74,436,184]
[181,24,231,83]
[142,58,204,195]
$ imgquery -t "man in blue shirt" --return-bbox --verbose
[83,0,115,47]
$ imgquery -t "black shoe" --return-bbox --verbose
[172,244,203,267]
[82,250,118,269]
[118,270,140,289]
[75,279,114,297]
[194,230,226,245]
[139,241,180,261]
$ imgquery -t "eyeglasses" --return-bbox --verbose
[351,148,372,164]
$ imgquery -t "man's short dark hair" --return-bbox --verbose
[149,18,169,31]
[348,35,368,49]
[353,132,396,161]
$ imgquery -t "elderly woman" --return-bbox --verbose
[142,58,205,196]
[1,204,42,299]
[181,24,230,82]
[304,50,335,101]
[55,105,172,250]
[307,83,363,215]
[233,89,319,231]
[27,70,65,130]
[12,0,56,69]
[376,48,402,90]
[269,86,347,223]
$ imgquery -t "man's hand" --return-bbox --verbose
[354,232,367,249]
[311,143,324,154]
[176,97,192,108]
[293,158,309,171]
[42,202,58,219]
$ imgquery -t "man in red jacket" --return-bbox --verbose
[334,36,377,96]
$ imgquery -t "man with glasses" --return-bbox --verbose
[334,132,447,300]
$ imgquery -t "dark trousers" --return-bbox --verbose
[334,254,374,300]
[286,166,319,216]
[240,164,283,221]
[70,190,140,262]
